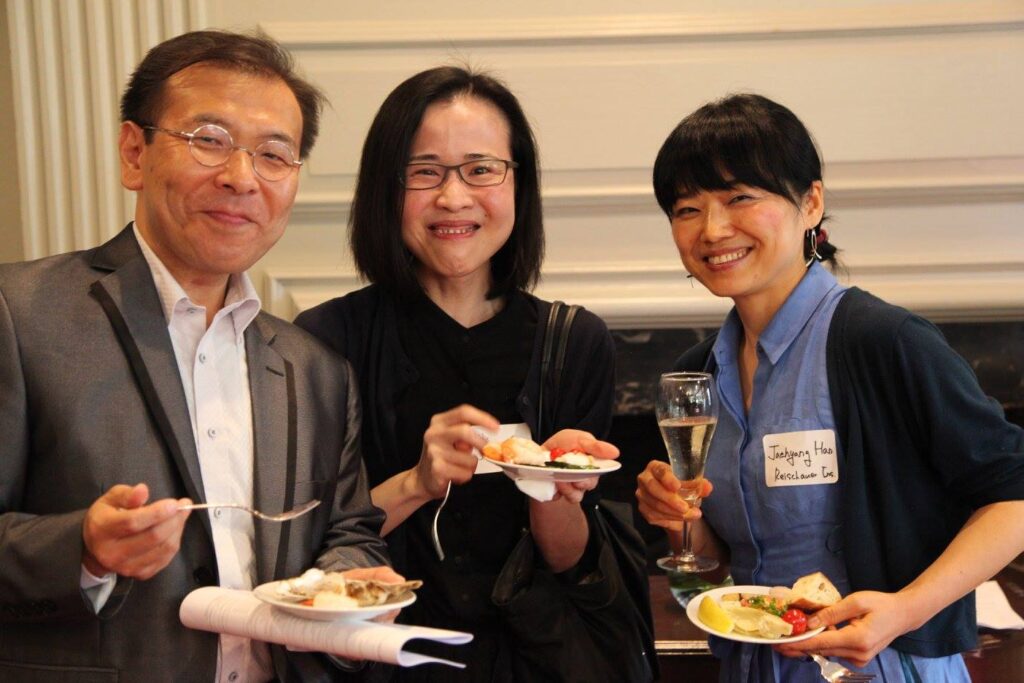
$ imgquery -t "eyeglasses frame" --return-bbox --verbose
[140,123,303,182]
[401,158,519,190]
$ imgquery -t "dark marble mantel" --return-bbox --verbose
[611,320,1024,421]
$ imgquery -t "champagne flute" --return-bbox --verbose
[655,371,719,573]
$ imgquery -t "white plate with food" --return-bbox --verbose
[686,585,827,644]
[254,569,420,622]
[486,457,621,482]
[482,437,621,482]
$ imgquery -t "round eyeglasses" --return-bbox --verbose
[402,159,518,190]
[142,123,302,182]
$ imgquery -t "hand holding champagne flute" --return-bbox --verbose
[655,372,719,573]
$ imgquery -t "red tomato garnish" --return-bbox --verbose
[781,608,808,635]
[549,447,566,461]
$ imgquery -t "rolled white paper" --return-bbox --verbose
[180,587,472,668]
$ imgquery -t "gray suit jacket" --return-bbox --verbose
[0,226,389,682]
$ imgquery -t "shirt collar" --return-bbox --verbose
[758,261,840,365]
[133,223,261,340]
[711,261,840,368]
[712,308,742,368]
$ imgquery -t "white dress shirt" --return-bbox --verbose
[81,225,273,683]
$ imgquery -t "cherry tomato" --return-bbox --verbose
[549,447,567,461]
[781,608,808,635]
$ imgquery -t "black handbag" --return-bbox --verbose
[491,301,657,682]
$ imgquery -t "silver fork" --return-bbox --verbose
[810,654,875,682]
[431,482,452,561]
[178,498,320,522]
[433,448,486,561]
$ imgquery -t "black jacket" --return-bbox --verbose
[297,285,655,682]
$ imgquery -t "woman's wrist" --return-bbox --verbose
[402,467,437,504]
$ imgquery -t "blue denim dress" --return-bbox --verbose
[699,263,970,683]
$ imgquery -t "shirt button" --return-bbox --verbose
[198,352,207,363]
[207,427,217,439]
[187,307,198,315]
[228,672,239,682]
[214,509,223,519]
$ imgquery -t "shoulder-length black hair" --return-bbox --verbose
[349,66,544,300]
[652,93,838,266]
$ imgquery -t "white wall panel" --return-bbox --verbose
[7,0,206,259]
[7,1,1022,325]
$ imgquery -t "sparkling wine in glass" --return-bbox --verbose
[655,372,719,573]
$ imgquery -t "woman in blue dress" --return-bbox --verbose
[635,93,1024,682]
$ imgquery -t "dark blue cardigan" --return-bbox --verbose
[676,287,1024,657]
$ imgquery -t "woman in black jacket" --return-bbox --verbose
[297,66,652,682]
[635,93,1024,682]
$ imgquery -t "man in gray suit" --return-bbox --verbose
[0,31,396,681]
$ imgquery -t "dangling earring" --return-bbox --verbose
[804,227,820,268]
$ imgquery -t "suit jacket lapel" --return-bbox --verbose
[88,227,213,545]
[247,316,295,584]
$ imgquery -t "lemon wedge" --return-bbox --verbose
[698,596,735,634]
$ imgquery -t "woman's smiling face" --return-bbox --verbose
[669,181,823,311]
[400,95,515,293]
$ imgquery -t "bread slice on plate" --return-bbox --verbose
[788,571,841,611]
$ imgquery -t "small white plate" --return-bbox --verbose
[484,457,622,483]
[253,581,416,622]
[686,585,826,644]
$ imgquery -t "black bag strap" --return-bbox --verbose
[538,301,580,438]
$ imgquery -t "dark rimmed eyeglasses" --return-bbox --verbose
[402,158,518,190]
[142,123,302,182]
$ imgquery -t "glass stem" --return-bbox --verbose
[681,520,693,557]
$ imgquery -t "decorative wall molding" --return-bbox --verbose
[263,3,1024,49]
[7,1,1021,332]
[265,261,1024,329]
[7,0,207,260]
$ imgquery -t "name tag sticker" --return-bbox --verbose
[472,423,531,474]
[763,429,839,487]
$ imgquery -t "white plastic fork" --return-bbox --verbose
[810,654,876,682]
[178,499,320,522]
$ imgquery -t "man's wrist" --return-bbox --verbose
[82,549,112,578]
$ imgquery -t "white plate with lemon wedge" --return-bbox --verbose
[686,585,826,644]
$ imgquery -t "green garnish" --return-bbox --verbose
[746,595,787,617]
[542,461,598,470]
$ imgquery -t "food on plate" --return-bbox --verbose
[781,607,808,635]
[699,572,840,638]
[788,571,842,611]
[274,568,423,608]
[697,591,735,633]
[311,591,359,610]
[482,436,600,470]
[483,437,548,466]
[714,602,793,638]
